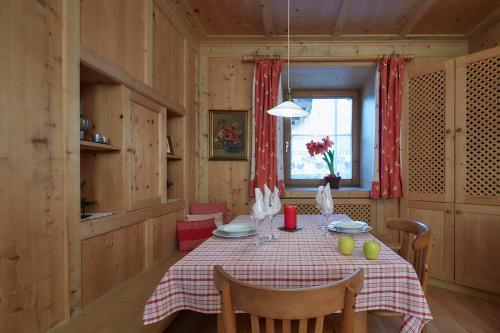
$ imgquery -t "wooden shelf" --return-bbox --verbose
[80,48,185,116]
[167,155,182,160]
[80,140,121,152]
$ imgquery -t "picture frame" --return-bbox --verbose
[209,110,249,161]
[166,135,174,156]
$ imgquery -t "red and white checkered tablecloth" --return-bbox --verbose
[144,214,432,332]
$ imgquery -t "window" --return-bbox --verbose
[284,90,360,187]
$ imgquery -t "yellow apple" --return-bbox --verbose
[363,240,381,260]
[338,236,355,255]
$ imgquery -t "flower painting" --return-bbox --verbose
[209,110,249,160]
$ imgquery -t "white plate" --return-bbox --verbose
[218,223,256,234]
[212,229,257,238]
[332,220,368,229]
[328,225,372,234]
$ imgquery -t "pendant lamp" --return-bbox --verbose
[266,0,308,118]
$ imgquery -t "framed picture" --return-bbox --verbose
[166,136,174,156]
[209,110,249,160]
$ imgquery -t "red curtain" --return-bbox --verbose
[371,57,404,199]
[249,58,284,196]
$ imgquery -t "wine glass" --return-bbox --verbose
[250,209,266,246]
[267,209,280,240]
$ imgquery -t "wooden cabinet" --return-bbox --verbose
[403,46,500,293]
[404,60,455,203]
[455,47,500,205]
[455,204,500,294]
[401,200,454,282]
[128,92,166,210]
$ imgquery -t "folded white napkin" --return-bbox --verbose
[315,185,324,208]
[251,188,266,221]
[320,183,334,215]
[270,186,281,215]
[263,184,272,215]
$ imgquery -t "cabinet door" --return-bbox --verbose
[455,204,500,294]
[127,91,166,210]
[401,200,454,282]
[455,46,500,205]
[404,61,455,202]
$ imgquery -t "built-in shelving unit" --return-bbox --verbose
[80,140,121,152]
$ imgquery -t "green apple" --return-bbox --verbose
[338,236,355,255]
[363,240,381,260]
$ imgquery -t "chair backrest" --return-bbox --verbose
[190,202,228,224]
[386,218,433,293]
[213,266,364,333]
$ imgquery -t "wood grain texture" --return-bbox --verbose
[81,0,147,81]
[153,210,185,262]
[185,45,199,205]
[130,100,161,210]
[468,20,500,53]
[455,204,500,294]
[153,2,186,108]
[0,1,69,331]
[48,252,187,333]
[410,0,500,35]
[401,200,455,282]
[81,223,146,305]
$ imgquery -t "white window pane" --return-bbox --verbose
[290,98,353,180]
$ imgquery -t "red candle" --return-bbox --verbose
[284,205,297,229]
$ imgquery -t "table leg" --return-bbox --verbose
[353,311,367,333]
[217,313,224,333]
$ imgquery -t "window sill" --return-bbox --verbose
[284,187,371,199]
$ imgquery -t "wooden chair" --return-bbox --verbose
[213,265,364,333]
[369,218,433,324]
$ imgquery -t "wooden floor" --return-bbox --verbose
[165,286,500,333]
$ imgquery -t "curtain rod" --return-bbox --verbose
[242,55,415,63]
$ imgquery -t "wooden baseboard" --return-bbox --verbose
[429,278,500,304]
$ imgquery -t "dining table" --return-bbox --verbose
[143,214,432,333]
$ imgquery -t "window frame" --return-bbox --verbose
[283,89,360,188]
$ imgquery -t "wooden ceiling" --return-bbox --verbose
[170,0,500,40]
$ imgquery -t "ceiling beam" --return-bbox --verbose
[399,0,435,37]
[333,0,351,37]
[467,6,500,36]
[259,0,276,37]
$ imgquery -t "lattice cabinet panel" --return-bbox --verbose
[456,47,500,205]
[282,199,374,226]
[405,61,454,202]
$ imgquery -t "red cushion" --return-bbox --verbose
[190,202,228,224]
[176,218,216,251]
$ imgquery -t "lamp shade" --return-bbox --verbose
[266,100,309,118]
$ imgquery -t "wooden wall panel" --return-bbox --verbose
[81,0,147,81]
[153,2,186,107]
[81,223,146,305]
[205,57,253,219]
[207,58,253,110]
[130,101,161,209]
[153,210,185,262]
[0,1,75,331]
[185,45,199,205]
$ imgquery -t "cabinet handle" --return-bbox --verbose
[456,210,463,214]
[445,129,452,134]
[445,209,452,214]
[456,128,462,133]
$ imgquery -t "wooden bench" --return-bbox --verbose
[48,252,187,333]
